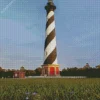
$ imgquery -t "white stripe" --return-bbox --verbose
[44,37,56,60]
[47,11,54,20]
[53,57,58,64]
[46,21,55,37]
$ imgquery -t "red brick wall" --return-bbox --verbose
[19,72,25,78]
[14,71,25,78]
[50,67,55,75]
[56,67,59,75]
[14,72,19,78]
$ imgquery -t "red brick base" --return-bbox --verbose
[41,64,60,76]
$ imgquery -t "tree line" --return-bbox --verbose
[0,66,42,78]
[60,67,100,77]
[0,63,100,78]
[61,63,100,77]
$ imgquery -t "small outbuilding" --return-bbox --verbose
[14,71,25,78]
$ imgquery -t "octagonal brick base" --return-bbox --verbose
[41,64,60,76]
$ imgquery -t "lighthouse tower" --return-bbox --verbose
[42,0,60,76]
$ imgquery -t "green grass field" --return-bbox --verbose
[0,78,100,100]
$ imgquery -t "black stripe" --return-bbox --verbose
[44,47,57,64]
[44,29,55,49]
[46,15,54,29]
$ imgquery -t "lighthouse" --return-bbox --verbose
[42,0,60,76]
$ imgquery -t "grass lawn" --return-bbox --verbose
[0,78,100,100]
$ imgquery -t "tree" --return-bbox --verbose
[0,67,2,71]
[25,70,36,76]
[96,65,100,69]
[83,63,91,69]
[35,67,42,76]
[20,66,26,71]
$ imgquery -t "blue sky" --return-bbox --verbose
[0,0,100,70]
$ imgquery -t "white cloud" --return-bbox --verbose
[1,0,16,14]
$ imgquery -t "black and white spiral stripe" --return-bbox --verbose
[44,2,57,65]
